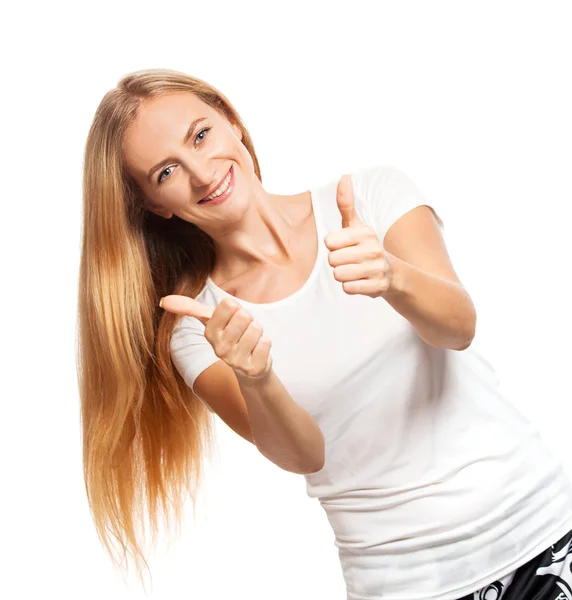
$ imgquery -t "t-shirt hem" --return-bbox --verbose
[346,510,572,600]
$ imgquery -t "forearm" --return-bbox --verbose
[235,368,325,475]
[383,251,477,350]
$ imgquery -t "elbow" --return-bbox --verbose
[304,452,326,475]
[259,446,325,475]
[298,442,326,475]
[454,337,474,351]
[304,460,325,474]
[454,322,476,351]
[292,439,326,475]
[454,303,477,351]
[289,420,326,475]
[295,458,325,475]
[277,457,324,475]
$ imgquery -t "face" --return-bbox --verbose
[122,92,257,224]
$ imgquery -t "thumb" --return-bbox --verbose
[337,174,363,228]
[159,295,213,325]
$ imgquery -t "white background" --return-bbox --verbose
[2,1,571,598]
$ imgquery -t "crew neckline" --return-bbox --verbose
[205,186,326,310]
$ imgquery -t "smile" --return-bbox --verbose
[198,166,234,206]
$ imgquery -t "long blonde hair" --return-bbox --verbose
[76,68,262,586]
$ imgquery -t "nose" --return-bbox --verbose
[181,150,224,197]
[186,161,221,197]
[189,168,216,189]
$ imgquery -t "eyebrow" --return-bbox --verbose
[146,117,207,183]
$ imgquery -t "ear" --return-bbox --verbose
[232,122,243,141]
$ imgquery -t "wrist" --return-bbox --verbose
[381,250,405,298]
[233,358,274,386]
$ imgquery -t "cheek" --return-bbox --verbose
[144,193,175,215]
[143,193,161,210]
[148,184,180,206]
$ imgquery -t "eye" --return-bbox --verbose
[157,165,174,185]
[195,127,211,144]
[156,127,212,185]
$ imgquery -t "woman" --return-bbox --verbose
[77,67,572,600]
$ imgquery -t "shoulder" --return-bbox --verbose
[349,163,408,213]
[170,314,208,354]
[312,164,417,231]
[350,164,431,214]
[350,163,411,191]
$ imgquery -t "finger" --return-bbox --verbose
[336,174,362,228]
[324,225,364,251]
[221,304,256,345]
[159,295,214,325]
[236,319,264,355]
[249,337,273,376]
[327,244,364,267]
[209,297,245,333]
[332,262,368,282]
[222,311,272,378]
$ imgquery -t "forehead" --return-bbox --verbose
[122,92,216,178]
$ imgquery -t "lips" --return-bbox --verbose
[200,166,232,202]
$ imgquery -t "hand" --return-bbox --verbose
[323,174,394,298]
[159,295,273,380]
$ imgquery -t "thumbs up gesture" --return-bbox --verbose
[323,174,394,299]
[159,295,273,380]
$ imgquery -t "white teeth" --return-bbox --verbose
[203,169,231,201]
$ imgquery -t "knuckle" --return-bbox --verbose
[249,320,263,333]
[221,298,234,310]
[204,327,214,344]
[230,308,251,325]
[238,309,253,322]
[216,340,231,357]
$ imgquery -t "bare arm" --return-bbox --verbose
[162,294,325,475]
[235,367,325,475]
[382,206,476,351]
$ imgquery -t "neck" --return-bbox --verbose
[204,189,307,281]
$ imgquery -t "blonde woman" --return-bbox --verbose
[77,68,572,600]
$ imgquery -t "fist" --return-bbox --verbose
[160,295,273,380]
[324,174,394,298]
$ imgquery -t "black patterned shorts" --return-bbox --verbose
[456,528,572,600]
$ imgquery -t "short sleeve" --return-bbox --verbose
[170,315,220,412]
[354,164,445,246]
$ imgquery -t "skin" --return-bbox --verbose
[121,92,476,471]
[121,91,326,464]
[122,91,316,295]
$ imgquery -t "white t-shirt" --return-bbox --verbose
[170,164,572,600]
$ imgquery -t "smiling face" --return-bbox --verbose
[122,92,256,223]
